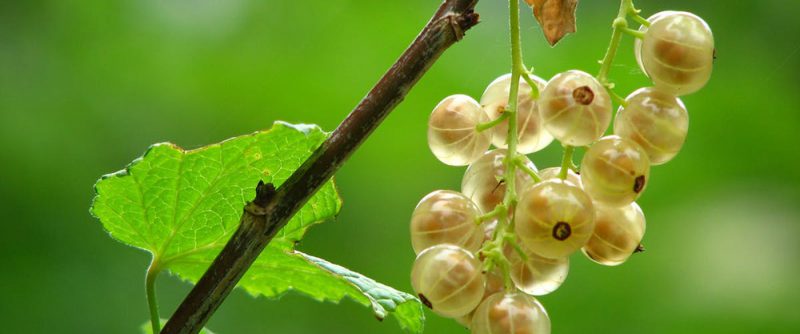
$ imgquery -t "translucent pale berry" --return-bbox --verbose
[539,70,612,146]
[471,292,551,334]
[634,11,675,71]
[455,269,505,328]
[581,135,651,206]
[506,242,569,296]
[411,245,486,317]
[455,315,471,328]
[428,94,493,166]
[481,73,554,154]
[482,269,505,298]
[583,202,646,266]
[637,11,715,96]
[410,190,483,254]
[538,166,581,186]
[614,87,689,165]
[462,149,535,213]
[515,179,595,259]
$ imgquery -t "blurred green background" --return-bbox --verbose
[1,0,799,333]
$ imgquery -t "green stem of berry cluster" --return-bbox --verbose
[515,159,541,183]
[476,112,510,132]
[597,0,646,108]
[477,204,506,223]
[479,0,652,293]
[479,0,530,292]
[520,69,540,99]
[559,145,575,180]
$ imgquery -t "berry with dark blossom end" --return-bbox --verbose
[583,202,646,266]
[539,70,612,146]
[515,179,595,259]
[581,135,651,207]
[411,244,486,318]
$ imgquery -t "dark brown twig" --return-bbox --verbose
[160,1,480,333]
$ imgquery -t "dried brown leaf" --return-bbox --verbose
[525,0,578,46]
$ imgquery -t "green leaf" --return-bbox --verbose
[91,122,423,333]
[298,252,424,333]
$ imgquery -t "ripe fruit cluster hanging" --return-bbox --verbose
[410,5,713,333]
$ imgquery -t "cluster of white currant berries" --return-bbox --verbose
[409,10,713,334]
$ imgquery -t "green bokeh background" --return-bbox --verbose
[1,0,799,333]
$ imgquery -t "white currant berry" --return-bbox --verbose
[481,73,554,154]
[462,149,535,213]
[482,269,505,298]
[637,11,715,96]
[614,87,689,165]
[515,179,595,259]
[538,166,581,186]
[634,11,675,72]
[539,70,612,146]
[506,242,569,296]
[411,245,486,317]
[583,202,646,266]
[455,269,505,328]
[410,190,484,254]
[471,292,551,334]
[581,135,651,207]
[428,94,493,166]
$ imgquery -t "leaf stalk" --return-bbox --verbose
[146,260,161,334]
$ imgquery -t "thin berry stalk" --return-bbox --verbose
[485,0,525,292]
[559,145,575,180]
[476,112,510,132]
[597,0,639,129]
[598,0,635,82]
[480,0,525,291]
